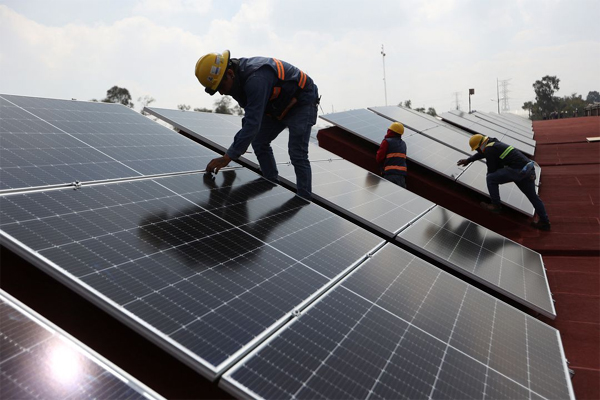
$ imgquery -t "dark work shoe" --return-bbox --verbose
[480,202,502,213]
[531,220,551,231]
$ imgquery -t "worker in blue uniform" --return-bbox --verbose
[195,50,319,200]
[457,134,551,231]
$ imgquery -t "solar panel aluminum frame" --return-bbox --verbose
[0,189,386,380]
[395,205,555,319]
[0,290,166,400]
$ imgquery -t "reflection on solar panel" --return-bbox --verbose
[396,206,554,317]
[0,95,217,192]
[146,107,433,238]
[458,161,537,215]
[0,169,384,379]
[441,110,536,155]
[0,290,164,399]
[143,107,336,169]
[276,159,435,236]
[222,244,572,399]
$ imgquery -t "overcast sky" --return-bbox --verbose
[1,0,598,117]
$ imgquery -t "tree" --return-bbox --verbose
[426,107,437,117]
[232,104,244,116]
[194,107,212,113]
[177,104,191,111]
[522,101,536,118]
[214,97,233,114]
[138,95,156,115]
[414,107,425,113]
[532,75,560,115]
[586,91,600,103]
[401,100,412,109]
[102,86,134,108]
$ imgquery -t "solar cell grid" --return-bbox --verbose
[396,205,554,318]
[1,94,218,192]
[0,290,164,400]
[222,244,572,400]
[0,168,384,378]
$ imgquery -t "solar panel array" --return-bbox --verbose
[1,169,384,379]
[146,106,555,315]
[222,244,572,400]
[369,105,473,154]
[320,109,466,180]
[321,108,538,216]
[0,290,164,400]
[1,95,572,399]
[145,107,435,238]
[441,110,536,155]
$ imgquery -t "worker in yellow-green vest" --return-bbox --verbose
[457,134,551,231]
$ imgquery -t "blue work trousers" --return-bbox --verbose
[486,166,549,223]
[251,99,318,200]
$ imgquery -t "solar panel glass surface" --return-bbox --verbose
[396,206,554,317]
[1,95,218,192]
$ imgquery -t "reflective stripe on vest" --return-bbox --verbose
[270,58,308,101]
[384,165,407,172]
[499,146,514,159]
[386,152,406,159]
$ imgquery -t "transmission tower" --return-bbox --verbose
[452,92,461,110]
[498,79,511,112]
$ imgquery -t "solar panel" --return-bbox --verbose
[146,107,434,238]
[276,159,435,236]
[0,169,384,379]
[396,205,554,317]
[441,110,536,155]
[0,95,217,193]
[0,290,164,399]
[472,111,534,139]
[321,109,467,181]
[369,106,474,154]
[221,244,572,399]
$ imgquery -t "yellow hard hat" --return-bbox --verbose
[388,122,404,135]
[195,50,230,95]
[469,134,487,151]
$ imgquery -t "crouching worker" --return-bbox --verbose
[457,134,551,231]
[196,50,319,200]
[376,122,407,188]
